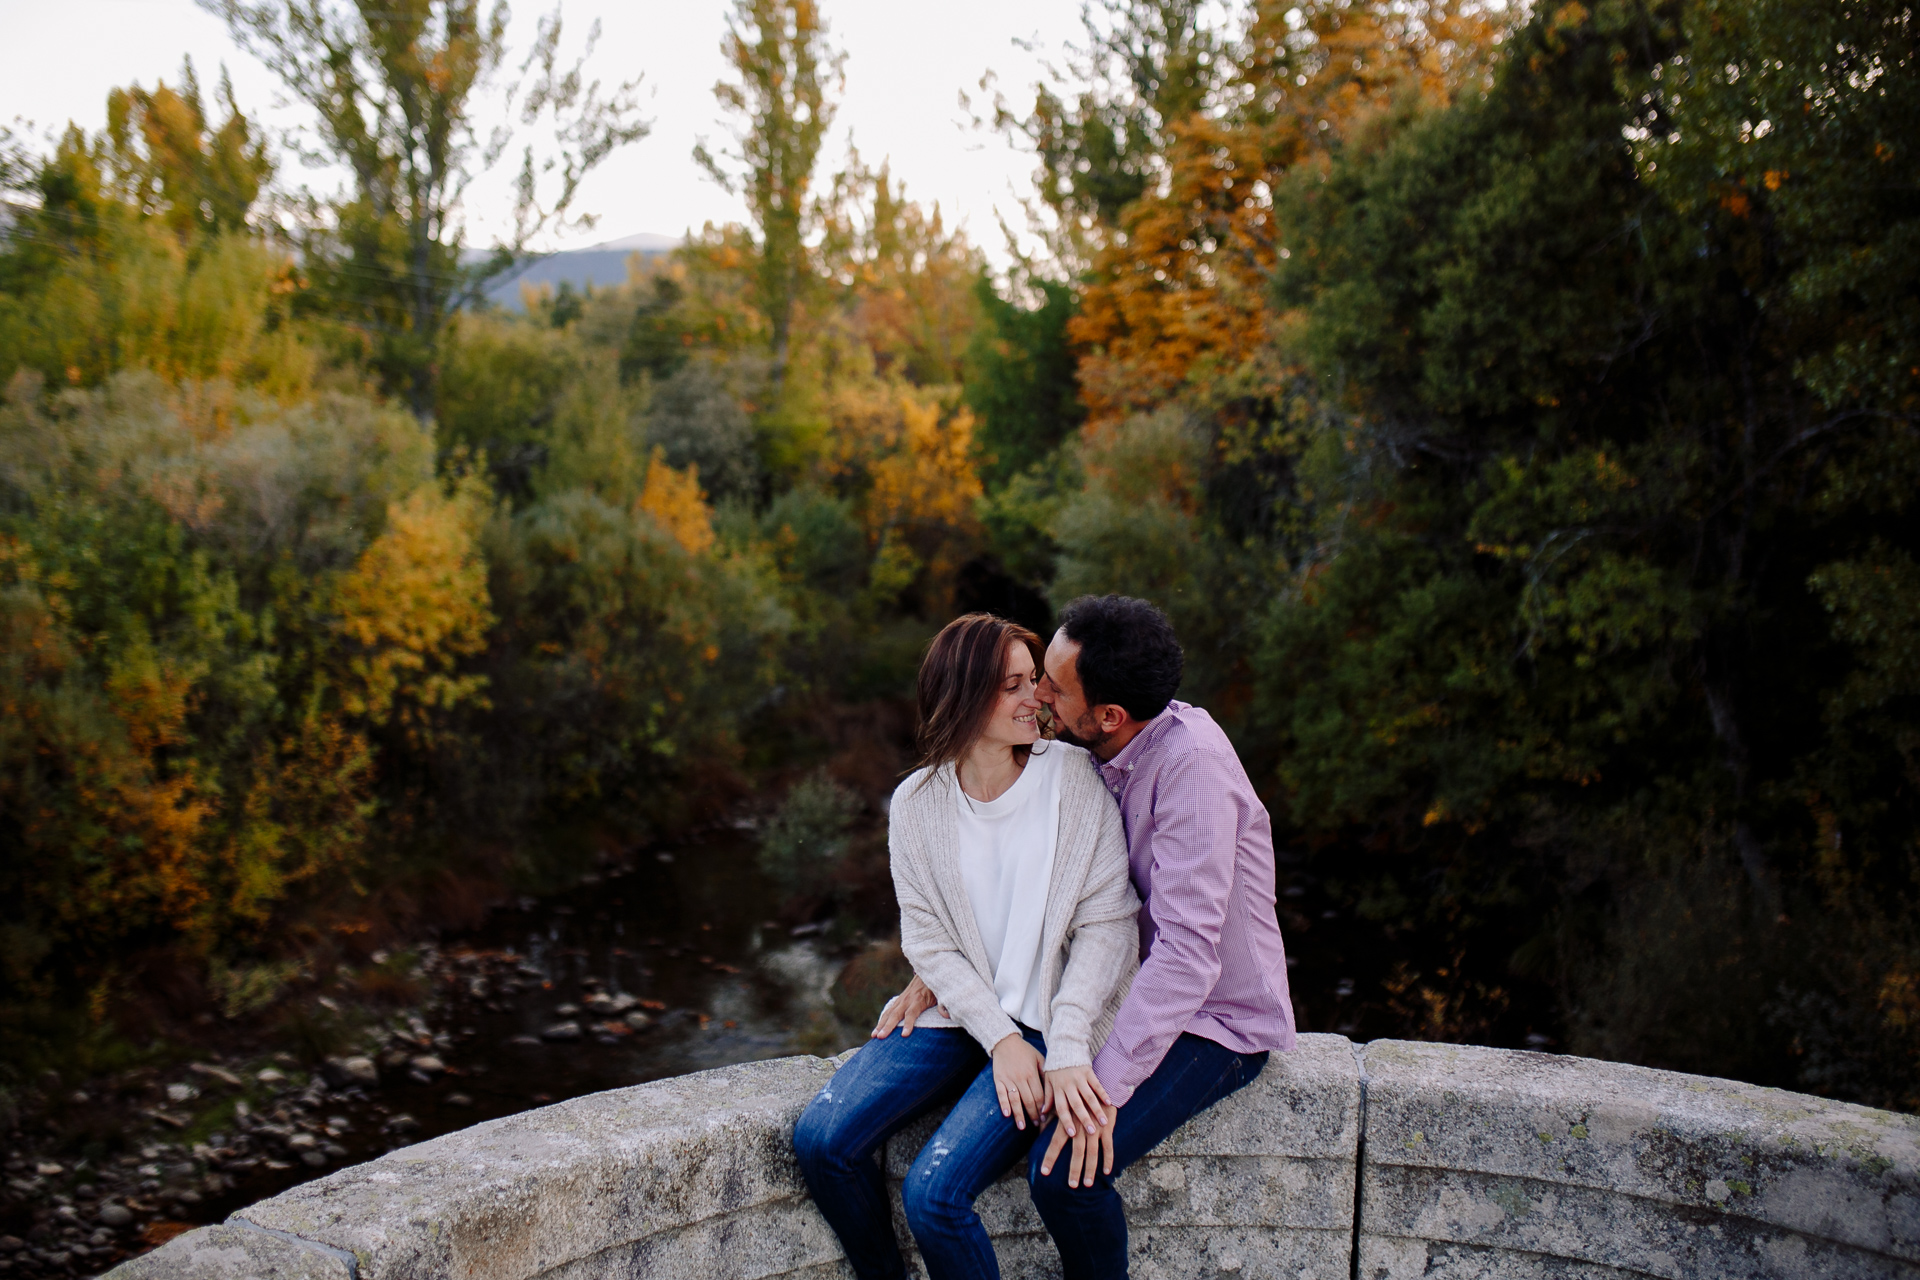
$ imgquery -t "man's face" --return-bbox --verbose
[1038,630,1111,752]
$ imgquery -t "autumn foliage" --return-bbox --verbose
[7,0,1920,1113]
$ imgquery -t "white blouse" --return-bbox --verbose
[953,744,1063,1031]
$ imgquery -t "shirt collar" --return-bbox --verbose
[1097,700,1187,777]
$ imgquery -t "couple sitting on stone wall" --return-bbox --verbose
[793,595,1296,1279]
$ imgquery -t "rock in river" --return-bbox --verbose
[331,1055,379,1086]
[541,1021,582,1042]
[97,1204,132,1228]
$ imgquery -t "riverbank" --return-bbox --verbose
[0,830,883,1279]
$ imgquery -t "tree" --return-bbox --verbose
[103,60,274,240]
[817,157,982,388]
[694,0,844,393]
[962,272,1083,490]
[0,78,304,393]
[1256,0,1920,1099]
[1012,0,1504,424]
[995,0,1226,269]
[203,0,650,417]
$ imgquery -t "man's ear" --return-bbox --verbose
[1095,703,1131,734]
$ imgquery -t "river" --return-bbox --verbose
[0,818,1560,1278]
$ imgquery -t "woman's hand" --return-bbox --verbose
[991,1033,1047,1130]
[1039,1100,1119,1188]
[1043,1064,1112,1140]
[872,974,942,1038]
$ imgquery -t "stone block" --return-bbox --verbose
[101,1222,352,1280]
[867,1032,1360,1280]
[535,1194,851,1280]
[237,1055,841,1280]
[1356,1039,1920,1280]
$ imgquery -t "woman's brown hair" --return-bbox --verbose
[914,613,1045,779]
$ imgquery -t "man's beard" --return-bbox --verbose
[1052,711,1114,755]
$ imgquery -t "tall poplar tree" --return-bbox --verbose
[694,0,844,392]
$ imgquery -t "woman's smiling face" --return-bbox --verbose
[977,641,1042,751]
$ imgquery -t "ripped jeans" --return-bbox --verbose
[793,1025,1044,1280]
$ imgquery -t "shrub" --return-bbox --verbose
[758,770,860,903]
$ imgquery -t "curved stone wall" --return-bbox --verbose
[106,1035,1920,1280]
[1356,1040,1920,1280]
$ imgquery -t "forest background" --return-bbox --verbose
[2,0,1917,1114]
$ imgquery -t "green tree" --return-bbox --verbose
[203,0,650,416]
[0,85,305,394]
[961,272,1083,491]
[693,0,844,393]
[1253,0,1920,1099]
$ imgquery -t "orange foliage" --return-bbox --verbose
[831,384,983,535]
[639,447,717,556]
[825,382,984,605]
[1072,0,1504,424]
[0,561,217,946]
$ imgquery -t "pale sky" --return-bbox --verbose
[1,0,1087,264]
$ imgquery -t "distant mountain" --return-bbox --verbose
[482,231,680,307]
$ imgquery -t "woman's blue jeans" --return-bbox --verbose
[793,1026,1043,1280]
[792,1026,1267,1280]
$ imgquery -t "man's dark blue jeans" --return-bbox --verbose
[1026,1032,1267,1279]
[793,1026,1266,1280]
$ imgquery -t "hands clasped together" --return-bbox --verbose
[872,973,1119,1190]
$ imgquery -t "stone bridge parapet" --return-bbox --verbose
[107,1035,1920,1279]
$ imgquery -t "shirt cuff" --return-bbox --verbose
[1091,1043,1138,1108]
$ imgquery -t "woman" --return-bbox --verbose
[793,613,1140,1280]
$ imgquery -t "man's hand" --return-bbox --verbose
[872,973,940,1038]
[1039,1100,1119,1189]
[1043,1064,1112,1139]
[991,1034,1048,1130]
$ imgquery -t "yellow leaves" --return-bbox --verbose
[865,391,983,537]
[1,222,314,394]
[820,381,982,608]
[638,447,716,556]
[333,478,493,728]
[1881,967,1920,1033]
[1763,169,1789,190]
[1422,800,1486,835]
[1550,3,1590,34]
[103,629,201,754]
[1591,450,1638,490]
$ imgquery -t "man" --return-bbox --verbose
[874,593,1295,1278]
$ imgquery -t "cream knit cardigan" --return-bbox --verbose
[887,743,1141,1070]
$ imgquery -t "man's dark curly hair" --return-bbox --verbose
[1057,594,1183,722]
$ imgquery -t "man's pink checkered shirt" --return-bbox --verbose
[1088,701,1297,1106]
